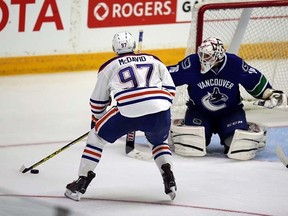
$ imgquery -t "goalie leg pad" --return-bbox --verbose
[171,119,206,157]
[227,128,264,160]
[248,122,267,149]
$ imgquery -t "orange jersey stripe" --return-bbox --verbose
[117,90,172,101]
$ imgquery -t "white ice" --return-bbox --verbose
[1,71,288,216]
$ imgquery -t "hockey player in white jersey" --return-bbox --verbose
[65,31,177,201]
[168,37,287,160]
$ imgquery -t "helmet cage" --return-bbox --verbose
[197,37,225,74]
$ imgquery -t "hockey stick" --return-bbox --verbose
[19,131,89,173]
[126,131,136,154]
[126,131,152,160]
[275,145,288,168]
[125,30,143,152]
[137,29,144,54]
[125,29,143,148]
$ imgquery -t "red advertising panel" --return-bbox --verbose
[87,0,177,28]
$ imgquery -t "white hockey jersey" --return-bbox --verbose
[90,53,176,119]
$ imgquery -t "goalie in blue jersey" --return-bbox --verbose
[168,37,287,160]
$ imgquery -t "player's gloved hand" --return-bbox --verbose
[254,90,287,109]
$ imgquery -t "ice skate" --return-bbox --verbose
[64,171,96,201]
[161,163,177,200]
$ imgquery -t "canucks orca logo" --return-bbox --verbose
[201,87,228,111]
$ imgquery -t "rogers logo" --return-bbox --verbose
[93,2,109,21]
[88,0,177,28]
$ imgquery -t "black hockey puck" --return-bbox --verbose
[30,169,39,174]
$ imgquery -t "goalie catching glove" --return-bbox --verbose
[254,88,287,109]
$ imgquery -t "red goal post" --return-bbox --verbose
[172,0,288,118]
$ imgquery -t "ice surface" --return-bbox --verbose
[1,71,288,216]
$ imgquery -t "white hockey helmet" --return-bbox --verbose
[197,37,225,74]
[112,31,136,55]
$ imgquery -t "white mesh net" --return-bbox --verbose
[172,0,288,118]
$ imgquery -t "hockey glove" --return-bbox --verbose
[254,90,287,109]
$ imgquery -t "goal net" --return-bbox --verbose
[172,0,288,118]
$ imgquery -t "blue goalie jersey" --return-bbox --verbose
[168,53,272,116]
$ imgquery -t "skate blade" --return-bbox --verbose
[168,187,176,200]
[64,189,82,201]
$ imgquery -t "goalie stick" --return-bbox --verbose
[126,131,152,160]
[125,30,152,160]
[275,145,288,168]
[137,29,144,53]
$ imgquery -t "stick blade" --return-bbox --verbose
[275,145,288,168]
[19,165,26,173]
[19,165,30,173]
[127,149,152,161]
[126,131,136,154]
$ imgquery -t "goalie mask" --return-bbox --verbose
[198,37,225,74]
[112,31,136,55]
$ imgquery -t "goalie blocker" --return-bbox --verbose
[254,88,288,109]
[170,119,266,160]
